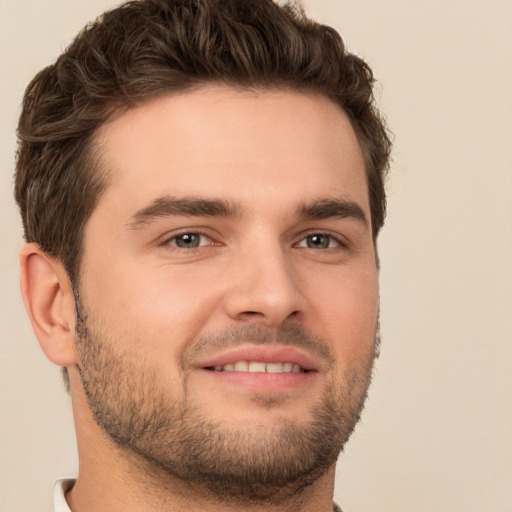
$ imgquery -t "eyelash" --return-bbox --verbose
[161,231,215,249]
[295,232,345,250]
[160,230,347,251]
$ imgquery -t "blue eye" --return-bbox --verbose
[169,233,209,248]
[298,234,340,249]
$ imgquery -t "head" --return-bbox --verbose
[15,0,391,505]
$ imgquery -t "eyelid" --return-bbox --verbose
[294,230,348,249]
[158,228,218,248]
[169,233,211,248]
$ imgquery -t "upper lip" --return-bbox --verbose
[196,345,320,372]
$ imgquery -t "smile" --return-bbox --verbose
[208,361,306,373]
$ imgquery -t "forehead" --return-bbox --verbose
[92,86,368,219]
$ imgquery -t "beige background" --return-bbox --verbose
[1,1,511,511]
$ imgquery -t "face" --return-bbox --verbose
[75,86,379,501]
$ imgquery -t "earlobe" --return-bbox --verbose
[19,243,77,367]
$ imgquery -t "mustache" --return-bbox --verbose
[181,323,336,368]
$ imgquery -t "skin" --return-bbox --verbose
[20,86,379,512]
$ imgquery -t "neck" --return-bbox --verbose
[69,461,337,512]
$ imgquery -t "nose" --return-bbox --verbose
[222,241,308,327]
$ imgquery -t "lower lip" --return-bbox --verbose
[199,368,316,393]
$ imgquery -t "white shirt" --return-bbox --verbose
[53,479,74,512]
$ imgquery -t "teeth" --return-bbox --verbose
[213,361,304,373]
[248,361,266,372]
[266,362,283,373]
[234,361,248,371]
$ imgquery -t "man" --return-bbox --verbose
[14,0,391,510]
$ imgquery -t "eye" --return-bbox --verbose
[297,234,341,249]
[166,233,211,249]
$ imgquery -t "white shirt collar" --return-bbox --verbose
[53,479,75,512]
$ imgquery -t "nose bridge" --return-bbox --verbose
[223,234,306,325]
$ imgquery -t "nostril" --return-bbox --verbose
[239,310,301,322]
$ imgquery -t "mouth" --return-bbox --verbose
[205,361,308,373]
[198,345,318,372]
[195,346,320,395]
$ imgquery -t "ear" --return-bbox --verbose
[19,243,77,367]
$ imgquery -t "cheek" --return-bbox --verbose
[304,264,379,357]
[81,257,227,354]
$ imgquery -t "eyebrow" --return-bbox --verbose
[127,195,368,230]
[296,198,368,227]
[127,196,241,229]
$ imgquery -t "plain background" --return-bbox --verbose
[1,1,511,511]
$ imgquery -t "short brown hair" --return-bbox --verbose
[15,0,391,284]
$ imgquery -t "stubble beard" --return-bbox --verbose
[74,299,377,505]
